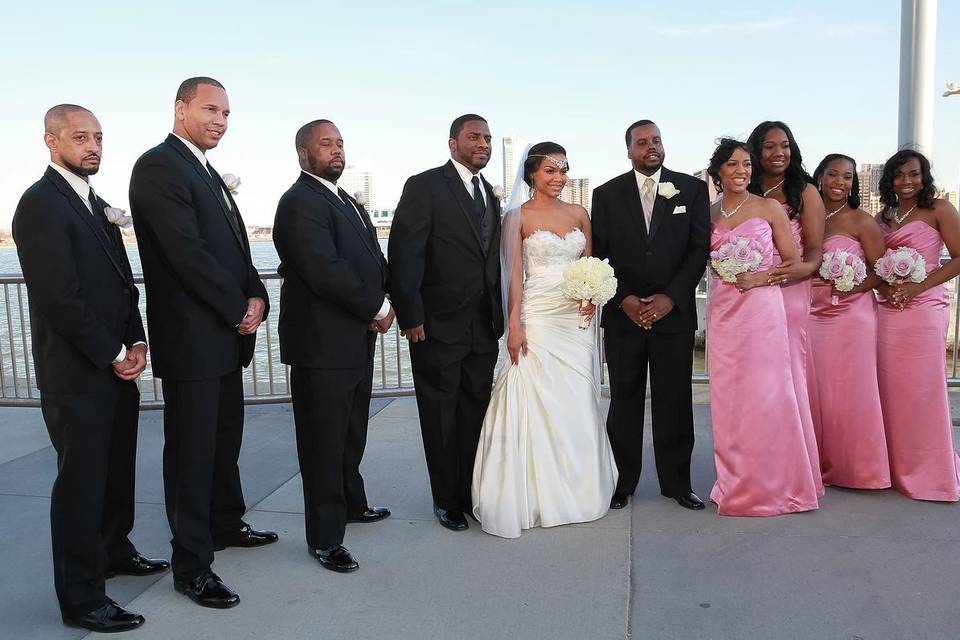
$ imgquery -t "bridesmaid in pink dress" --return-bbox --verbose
[706,139,820,516]
[875,150,960,502]
[807,154,890,489]
[745,121,825,497]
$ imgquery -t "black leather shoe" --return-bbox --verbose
[106,553,170,578]
[212,523,279,551]
[310,545,359,573]
[433,506,468,531]
[174,571,240,609]
[610,493,630,509]
[63,601,145,633]
[347,507,391,523]
[673,492,705,510]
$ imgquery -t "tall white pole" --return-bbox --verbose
[898,0,938,155]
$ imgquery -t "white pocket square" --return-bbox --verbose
[672,205,686,214]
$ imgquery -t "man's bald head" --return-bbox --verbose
[44,104,93,136]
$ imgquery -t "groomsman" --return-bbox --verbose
[592,119,710,511]
[274,120,392,573]
[13,104,168,633]
[129,77,276,608]
[389,115,503,530]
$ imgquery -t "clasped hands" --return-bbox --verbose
[622,294,673,329]
[885,282,923,309]
[112,343,147,381]
[368,306,396,333]
[736,258,813,292]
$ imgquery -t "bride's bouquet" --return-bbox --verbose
[819,250,868,305]
[561,257,618,329]
[710,235,763,283]
[874,247,927,285]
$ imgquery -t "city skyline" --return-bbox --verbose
[3,1,959,228]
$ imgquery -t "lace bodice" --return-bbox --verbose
[522,228,586,276]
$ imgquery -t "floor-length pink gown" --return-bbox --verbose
[708,217,820,516]
[808,235,891,489]
[877,220,960,502]
[772,212,825,497]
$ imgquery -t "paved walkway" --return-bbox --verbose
[0,391,957,640]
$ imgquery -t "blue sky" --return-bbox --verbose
[2,0,959,227]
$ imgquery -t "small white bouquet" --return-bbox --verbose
[710,235,763,283]
[874,247,927,285]
[819,250,868,305]
[561,256,618,329]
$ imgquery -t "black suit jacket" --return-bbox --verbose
[128,134,268,380]
[12,167,146,393]
[273,172,388,369]
[388,160,503,343]
[592,167,710,334]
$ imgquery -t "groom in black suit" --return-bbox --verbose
[13,104,168,633]
[389,115,503,531]
[592,120,710,511]
[129,77,276,608]
[274,120,392,573]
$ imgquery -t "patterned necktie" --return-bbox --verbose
[471,176,486,224]
[641,177,656,228]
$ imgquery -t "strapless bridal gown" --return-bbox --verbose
[472,228,618,538]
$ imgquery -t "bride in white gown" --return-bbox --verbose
[471,141,618,538]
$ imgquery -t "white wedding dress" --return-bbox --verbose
[471,227,618,538]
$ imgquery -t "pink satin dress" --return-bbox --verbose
[772,213,825,497]
[808,235,891,489]
[877,220,960,501]
[708,217,820,516]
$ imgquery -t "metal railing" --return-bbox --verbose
[1,270,958,407]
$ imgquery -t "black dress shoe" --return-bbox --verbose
[106,553,170,578]
[310,544,359,573]
[347,507,391,523]
[174,571,240,609]
[433,506,468,531]
[610,493,630,510]
[63,601,145,633]
[212,523,279,551]
[673,492,705,510]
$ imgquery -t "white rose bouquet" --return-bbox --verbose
[710,235,763,283]
[819,249,868,305]
[561,256,618,329]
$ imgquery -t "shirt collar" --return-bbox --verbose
[634,167,662,192]
[172,132,209,168]
[48,161,91,203]
[451,157,484,187]
[303,170,341,198]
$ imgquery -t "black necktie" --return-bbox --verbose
[87,188,115,241]
[338,188,366,229]
[471,176,486,224]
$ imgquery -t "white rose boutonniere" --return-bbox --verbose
[658,181,680,199]
[103,207,134,229]
[221,173,241,195]
[492,185,505,201]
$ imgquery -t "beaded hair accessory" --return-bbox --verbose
[528,154,569,171]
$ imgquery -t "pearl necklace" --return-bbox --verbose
[824,203,846,220]
[892,203,918,224]
[762,178,785,196]
[720,193,751,218]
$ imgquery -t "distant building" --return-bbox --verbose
[858,163,885,214]
[340,166,374,210]
[693,168,719,202]
[369,209,395,228]
[502,137,518,202]
[561,177,590,210]
[944,190,959,210]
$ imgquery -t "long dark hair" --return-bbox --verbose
[813,154,861,210]
[878,149,937,221]
[523,141,567,186]
[707,138,751,193]
[746,120,814,218]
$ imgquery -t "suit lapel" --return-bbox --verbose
[302,174,381,263]
[480,175,501,254]
[647,168,674,240]
[44,168,128,283]
[442,160,484,253]
[622,171,649,243]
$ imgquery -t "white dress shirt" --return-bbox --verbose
[171,132,232,209]
[451,158,487,206]
[48,162,144,363]
[303,171,390,322]
[634,167,662,227]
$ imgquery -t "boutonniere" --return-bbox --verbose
[492,185,506,201]
[103,207,134,229]
[658,182,680,199]
[221,173,241,195]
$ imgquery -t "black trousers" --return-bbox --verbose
[605,330,695,497]
[41,381,139,618]
[161,370,246,580]
[290,342,374,550]
[409,313,498,512]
